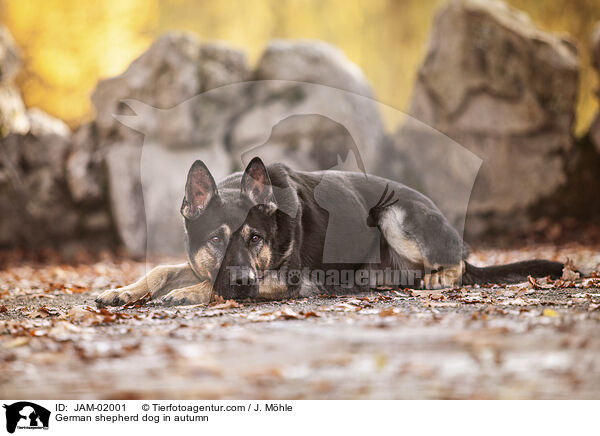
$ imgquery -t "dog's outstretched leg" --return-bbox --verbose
[159,280,213,306]
[95,263,200,306]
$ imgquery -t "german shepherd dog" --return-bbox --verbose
[96,157,564,306]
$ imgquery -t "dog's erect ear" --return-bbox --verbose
[181,160,218,220]
[241,157,276,208]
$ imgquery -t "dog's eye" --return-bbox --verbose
[249,234,262,245]
[209,236,221,245]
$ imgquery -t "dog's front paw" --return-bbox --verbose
[96,287,146,306]
[159,285,212,306]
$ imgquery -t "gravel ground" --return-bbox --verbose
[1,244,600,399]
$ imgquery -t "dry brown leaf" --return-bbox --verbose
[0,305,7,313]
[275,307,301,320]
[120,291,152,309]
[65,305,102,325]
[528,276,554,290]
[2,336,30,348]
[561,258,581,281]
[65,305,128,326]
[48,321,81,341]
[409,290,445,299]
[424,301,459,308]
[210,294,225,305]
[26,306,59,318]
[330,302,362,312]
[378,307,400,317]
[210,299,242,310]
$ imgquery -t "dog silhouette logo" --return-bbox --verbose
[3,402,50,433]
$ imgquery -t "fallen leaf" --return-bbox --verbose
[542,308,560,318]
[211,294,225,305]
[120,291,152,309]
[210,299,242,310]
[378,307,400,317]
[65,305,127,326]
[561,258,580,281]
[2,336,30,348]
[0,305,7,313]
[374,354,387,370]
[48,321,81,341]
[528,276,554,290]
[65,306,96,325]
[330,302,362,312]
[30,293,56,299]
[26,306,59,318]
[275,307,301,320]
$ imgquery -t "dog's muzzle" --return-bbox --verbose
[215,265,258,299]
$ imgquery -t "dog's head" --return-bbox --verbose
[181,157,280,299]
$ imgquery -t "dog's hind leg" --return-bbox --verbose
[95,263,200,306]
[375,200,466,289]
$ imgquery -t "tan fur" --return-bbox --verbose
[379,207,424,264]
[240,224,251,239]
[422,261,464,289]
[96,263,199,305]
[193,247,217,280]
[161,280,213,305]
[257,273,289,300]
[256,244,272,270]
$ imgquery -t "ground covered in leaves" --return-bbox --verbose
[1,243,600,399]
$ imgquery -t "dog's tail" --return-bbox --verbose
[461,260,564,285]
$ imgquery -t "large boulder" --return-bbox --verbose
[90,33,248,256]
[0,85,29,136]
[0,26,83,247]
[0,23,115,250]
[229,40,387,174]
[92,36,389,257]
[394,0,579,236]
[0,25,29,137]
[551,21,600,224]
[0,25,21,84]
[589,22,600,153]
[0,128,76,246]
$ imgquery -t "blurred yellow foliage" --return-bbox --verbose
[0,0,158,125]
[0,0,598,133]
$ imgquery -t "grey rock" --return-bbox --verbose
[91,37,390,256]
[0,84,29,136]
[0,26,28,137]
[589,22,600,153]
[104,142,146,257]
[90,33,248,256]
[27,108,70,137]
[394,0,579,236]
[229,40,387,175]
[66,123,105,205]
[91,34,248,148]
[0,25,21,85]
[0,132,77,246]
